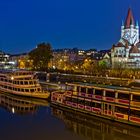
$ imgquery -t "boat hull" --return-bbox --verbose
[0,88,50,99]
[51,101,140,127]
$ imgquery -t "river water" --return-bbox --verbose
[0,93,140,140]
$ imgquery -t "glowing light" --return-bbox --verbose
[11,77,14,80]
[52,66,56,69]
[12,107,15,114]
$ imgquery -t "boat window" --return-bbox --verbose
[66,97,72,102]
[21,107,24,111]
[76,86,80,92]
[20,81,23,85]
[18,88,20,91]
[38,88,40,92]
[5,79,7,82]
[30,89,34,92]
[78,99,85,105]
[71,97,77,103]
[85,100,91,106]
[106,91,115,98]
[81,87,86,93]
[21,89,24,92]
[17,81,19,85]
[118,93,130,100]
[25,107,28,111]
[25,81,28,85]
[115,106,128,115]
[29,81,33,85]
[95,89,103,96]
[25,89,29,92]
[130,109,140,117]
[133,95,140,102]
[91,102,101,108]
[67,86,74,91]
[22,101,25,104]
[88,88,93,94]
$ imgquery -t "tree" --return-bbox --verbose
[98,60,108,76]
[29,42,53,71]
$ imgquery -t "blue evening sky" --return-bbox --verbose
[0,0,139,53]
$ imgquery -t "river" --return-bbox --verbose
[0,93,140,140]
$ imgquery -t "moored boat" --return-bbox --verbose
[0,70,50,99]
[51,82,140,126]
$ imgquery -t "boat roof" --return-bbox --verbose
[67,82,140,94]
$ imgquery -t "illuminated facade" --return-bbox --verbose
[10,53,33,69]
[111,8,140,68]
[0,51,13,69]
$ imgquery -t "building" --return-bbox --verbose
[92,50,111,67]
[0,51,14,69]
[10,53,32,69]
[111,8,140,68]
[49,48,86,70]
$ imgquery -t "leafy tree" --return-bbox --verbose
[29,42,53,71]
[98,60,108,76]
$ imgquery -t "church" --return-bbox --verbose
[111,8,140,68]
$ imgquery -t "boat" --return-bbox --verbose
[0,70,50,99]
[51,82,140,126]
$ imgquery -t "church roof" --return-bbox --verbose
[117,42,124,47]
[112,39,129,49]
[135,42,140,47]
[125,8,135,28]
[129,45,140,53]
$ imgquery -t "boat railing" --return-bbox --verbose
[53,90,140,108]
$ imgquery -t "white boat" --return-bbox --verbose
[0,70,50,99]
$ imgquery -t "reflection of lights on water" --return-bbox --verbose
[12,107,15,114]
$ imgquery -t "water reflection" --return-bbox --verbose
[0,93,49,115]
[51,106,140,140]
[0,93,140,140]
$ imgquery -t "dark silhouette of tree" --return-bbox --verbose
[29,42,53,71]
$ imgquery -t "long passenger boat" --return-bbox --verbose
[51,82,140,126]
[0,70,50,99]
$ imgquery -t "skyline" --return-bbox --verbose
[0,0,139,53]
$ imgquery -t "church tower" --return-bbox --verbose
[111,8,140,68]
[121,8,139,45]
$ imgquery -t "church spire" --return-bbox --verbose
[136,20,139,26]
[122,20,124,26]
[125,8,135,28]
